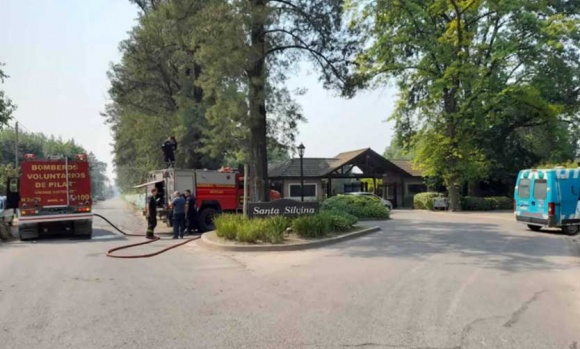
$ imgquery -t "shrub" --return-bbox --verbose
[461,196,494,211]
[460,196,513,211]
[214,214,244,240]
[236,218,267,243]
[319,212,358,232]
[292,214,332,238]
[321,195,390,219]
[214,215,287,244]
[414,192,444,210]
[261,216,288,244]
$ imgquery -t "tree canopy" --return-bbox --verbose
[0,63,16,128]
[349,0,580,210]
[107,0,353,198]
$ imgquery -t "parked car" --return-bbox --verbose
[344,192,393,210]
[0,196,15,226]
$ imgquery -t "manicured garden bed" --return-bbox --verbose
[213,195,390,245]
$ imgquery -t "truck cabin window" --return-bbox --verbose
[518,178,531,199]
[533,179,547,200]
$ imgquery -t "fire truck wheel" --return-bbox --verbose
[18,224,39,241]
[198,207,217,232]
[74,220,93,239]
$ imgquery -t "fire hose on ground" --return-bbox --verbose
[93,213,200,259]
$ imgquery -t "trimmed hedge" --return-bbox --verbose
[321,195,390,219]
[461,196,494,211]
[413,192,444,210]
[411,193,513,211]
[461,196,513,211]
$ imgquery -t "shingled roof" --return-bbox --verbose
[268,148,419,178]
[268,158,335,178]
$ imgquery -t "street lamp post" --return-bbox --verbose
[298,143,305,202]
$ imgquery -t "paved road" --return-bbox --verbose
[1,198,580,349]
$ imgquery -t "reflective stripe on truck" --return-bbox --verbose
[18,213,93,223]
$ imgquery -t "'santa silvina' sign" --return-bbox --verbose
[249,199,319,218]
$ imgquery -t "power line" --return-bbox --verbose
[6,118,32,134]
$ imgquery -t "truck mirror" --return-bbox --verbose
[6,177,20,209]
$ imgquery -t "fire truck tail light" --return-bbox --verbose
[76,206,91,213]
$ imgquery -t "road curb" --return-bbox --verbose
[198,226,381,252]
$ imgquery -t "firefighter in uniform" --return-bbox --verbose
[161,136,178,168]
[185,189,198,234]
[145,188,158,239]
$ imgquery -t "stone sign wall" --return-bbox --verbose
[248,199,319,218]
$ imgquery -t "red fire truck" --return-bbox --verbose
[134,167,280,232]
[5,154,93,241]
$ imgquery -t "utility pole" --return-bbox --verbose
[243,164,249,217]
[14,121,19,168]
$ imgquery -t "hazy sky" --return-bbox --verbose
[1,0,397,181]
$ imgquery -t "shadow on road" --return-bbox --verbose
[328,219,578,273]
[15,228,128,245]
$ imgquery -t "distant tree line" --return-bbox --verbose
[0,128,113,199]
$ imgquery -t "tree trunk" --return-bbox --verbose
[448,175,461,212]
[247,0,269,202]
[443,85,462,212]
[192,63,203,103]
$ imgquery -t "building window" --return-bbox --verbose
[289,184,317,197]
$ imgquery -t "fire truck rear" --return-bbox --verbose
[6,154,93,241]
[135,167,280,232]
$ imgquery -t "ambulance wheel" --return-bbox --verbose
[561,225,580,236]
[527,224,542,232]
[198,207,217,232]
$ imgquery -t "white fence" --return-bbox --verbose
[124,193,146,211]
